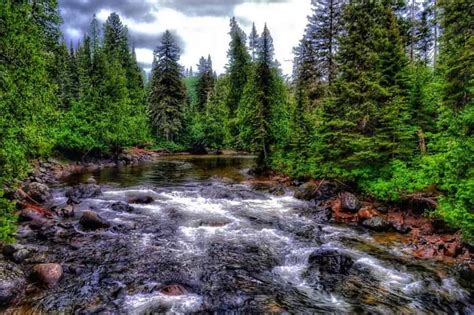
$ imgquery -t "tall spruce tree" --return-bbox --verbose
[249,22,259,61]
[148,30,187,141]
[226,17,251,115]
[318,2,413,180]
[196,55,215,111]
[304,0,344,85]
[238,24,283,168]
[433,0,474,238]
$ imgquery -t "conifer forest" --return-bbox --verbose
[0,1,473,313]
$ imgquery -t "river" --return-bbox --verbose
[8,155,473,314]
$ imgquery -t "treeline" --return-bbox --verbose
[0,0,472,241]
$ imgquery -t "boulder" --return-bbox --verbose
[128,196,154,204]
[307,248,354,275]
[79,210,110,230]
[294,182,318,200]
[24,182,52,204]
[65,184,102,204]
[3,244,37,263]
[111,202,135,212]
[361,217,391,232]
[340,192,361,212]
[0,261,26,306]
[32,263,63,288]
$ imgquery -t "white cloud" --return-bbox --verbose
[93,0,312,75]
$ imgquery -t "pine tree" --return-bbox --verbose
[249,22,259,61]
[0,0,60,241]
[148,30,187,141]
[238,24,284,168]
[196,55,215,111]
[89,14,101,57]
[305,0,344,85]
[433,0,474,239]
[319,2,414,180]
[226,17,251,115]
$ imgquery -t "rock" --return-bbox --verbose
[111,202,135,212]
[0,261,26,306]
[79,210,111,230]
[340,192,361,212]
[357,207,379,221]
[3,244,37,263]
[24,182,52,204]
[392,222,411,234]
[251,183,286,196]
[294,182,318,200]
[159,284,188,296]
[128,196,154,204]
[18,208,52,229]
[443,242,461,258]
[361,217,391,232]
[307,248,354,274]
[56,204,75,218]
[66,184,102,204]
[32,263,62,288]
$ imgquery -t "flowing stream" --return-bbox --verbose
[12,156,474,314]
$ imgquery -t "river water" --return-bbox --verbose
[13,156,474,313]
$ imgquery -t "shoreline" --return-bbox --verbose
[12,150,474,267]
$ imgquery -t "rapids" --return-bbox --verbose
[8,156,474,314]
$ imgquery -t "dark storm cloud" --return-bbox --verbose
[162,0,287,17]
[129,29,186,51]
[59,0,287,49]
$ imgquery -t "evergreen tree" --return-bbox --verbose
[0,0,59,241]
[196,55,215,111]
[89,14,102,57]
[433,0,474,239]
[238,24,285,168]
[304,0,344,85]
[249,22,259,61]
[226,17,251,115]
[148,30,187,141]
[318,2,413,180]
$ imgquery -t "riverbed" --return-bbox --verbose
[6,155,473,313]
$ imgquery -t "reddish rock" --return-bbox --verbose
[159,284,187,296]
[414,247,437,259]
[444,242,461,258]
[357,207,380,222]
[32,263,62,288]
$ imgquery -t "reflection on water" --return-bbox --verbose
[65,155,255,187]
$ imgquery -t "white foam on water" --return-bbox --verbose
[356,257,413,287]
[124,292,202,315]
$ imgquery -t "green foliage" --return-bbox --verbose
[148,30,187,142]
[0,1,60,241]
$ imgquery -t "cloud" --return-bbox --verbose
[58,0,312,75]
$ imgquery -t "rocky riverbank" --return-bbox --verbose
[247,176,474,264]
[1,155,472,312]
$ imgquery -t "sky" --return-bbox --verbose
[58,0,312,75]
